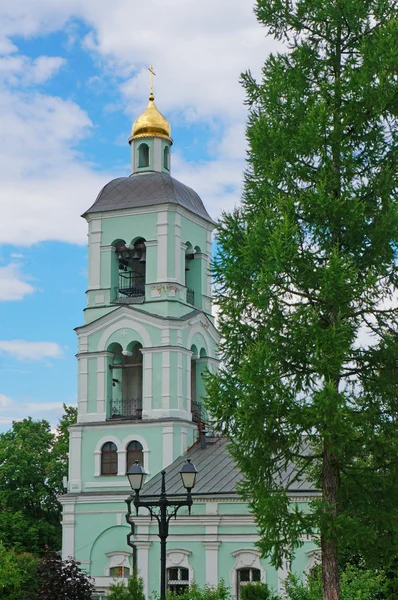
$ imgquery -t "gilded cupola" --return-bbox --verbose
[129,93,172,143]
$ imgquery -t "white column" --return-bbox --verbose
[186,354,191,413]
[157,211,168,281]
[135,541,152,599]
[177,352,183,410]
[142,351,153,415]
[277,558,289,597]
[175,213,182,283]
[78,357,88,417]
[117,449,126,476]
[61,498,76,559]
[162,351,170,410]
[203,541,221,586]
[88,219,101,290]
[162,424,174,468]
[69,428,82,493]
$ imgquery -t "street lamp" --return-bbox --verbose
[125,459,198,600]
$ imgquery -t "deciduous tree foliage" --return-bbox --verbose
[0,405,77,554]
[0,541,39,600]
[36,550,94,600]
[206,1,398,599]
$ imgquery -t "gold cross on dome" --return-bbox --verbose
[148,65,156,94]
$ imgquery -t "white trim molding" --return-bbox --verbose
[305,548,321,573]
[230,549,266,600]
[94,435,120,477]
[166,548,194,584]
[105,551,132,577]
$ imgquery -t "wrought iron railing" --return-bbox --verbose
[119,272,145,298]
[187,288,195,305]
[109,397,143,420]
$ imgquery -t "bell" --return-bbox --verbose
[132,251,140,260]
[139,250,146,263]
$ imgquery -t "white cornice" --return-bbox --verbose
[76,303,219,345]
[83,203,214,230]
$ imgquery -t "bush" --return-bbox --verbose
[165,580,231,600]
[108,577,146,600]
[36,550,94,600]
[241,583,278,600]
[284,564,386,600]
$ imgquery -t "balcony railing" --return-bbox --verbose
[119,272,145,298]
[109,397,143,420]
[187,288,195,305]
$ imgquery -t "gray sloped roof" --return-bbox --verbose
[141,437,317,497]
[83,172,214,224]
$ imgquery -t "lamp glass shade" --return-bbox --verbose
[126,461,147,491]
[179,459,197,490]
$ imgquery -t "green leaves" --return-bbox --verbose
[0,406,77,554]
[206,0,398,587]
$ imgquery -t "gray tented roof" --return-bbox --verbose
[83,172,214,223]
[141,437,317,497]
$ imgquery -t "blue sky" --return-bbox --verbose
[0,1,280,431]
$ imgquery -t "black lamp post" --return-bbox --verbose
[125,459,198,600]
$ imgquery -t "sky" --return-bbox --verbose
[0,0,280,432]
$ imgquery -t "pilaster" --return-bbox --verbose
[88,219,102,290]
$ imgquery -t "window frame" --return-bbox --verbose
[101,441,118,476]
[167,566,190,595]
[126,440,144,472]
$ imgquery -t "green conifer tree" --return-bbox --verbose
[206,1,398,599]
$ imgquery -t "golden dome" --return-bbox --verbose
[129,93,172,142]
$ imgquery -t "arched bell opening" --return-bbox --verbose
[185,242,195,305]
[138,143,150,168]
[163,145,170,171]
[114,238,146,300]
[107,342,143,420]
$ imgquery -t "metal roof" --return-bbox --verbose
[141,437,317,497]
[83,172,214,223]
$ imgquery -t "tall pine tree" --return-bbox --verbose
[206,1,398,599]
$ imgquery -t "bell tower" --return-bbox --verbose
[64,81,219,513]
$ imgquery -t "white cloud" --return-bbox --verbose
[0,84,114,245]
[0,0,282,246]
[0,263,35,301]
[26,56,66,85]
[0,54,65,85]
[0,340,63,361]
[0,393,13,408]
[0,395,71,430]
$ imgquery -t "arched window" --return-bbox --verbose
[126,440,144,471]
[237,569,261,599]
[164,146,170,170]
[101,442,118,475]
[138,143,149,167]
[167,567,189,594]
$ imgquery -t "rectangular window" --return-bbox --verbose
[168,567,189,595]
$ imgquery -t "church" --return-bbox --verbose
[60,81,318,599]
